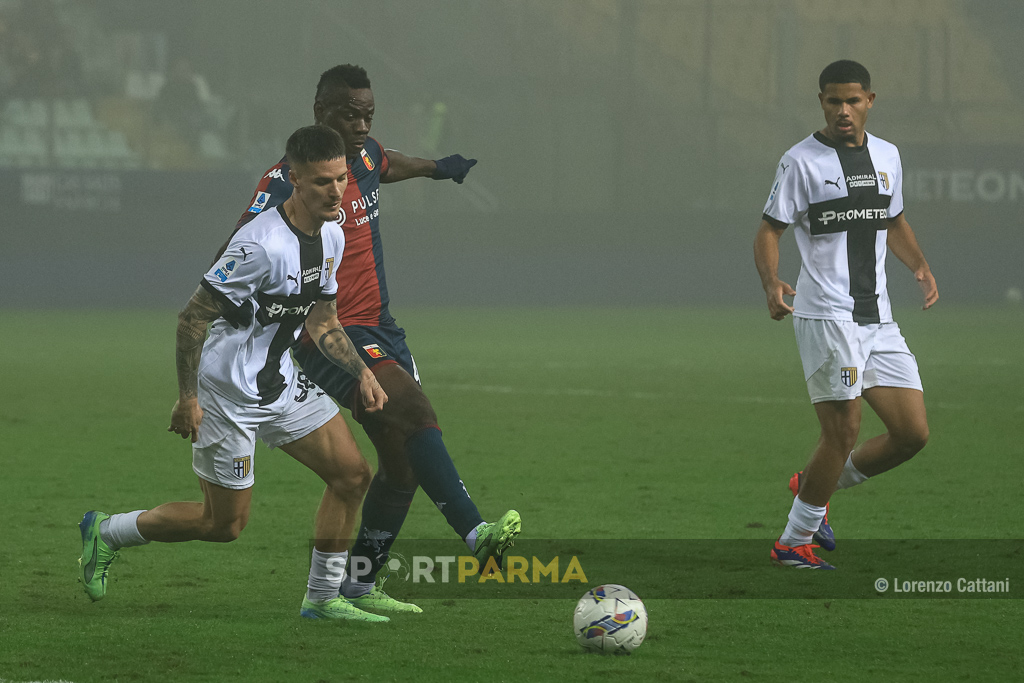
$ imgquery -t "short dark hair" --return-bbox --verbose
[819,60,871,92]
[315,64,372,102]
[285,125,346,167]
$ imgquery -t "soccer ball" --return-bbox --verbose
[573,584,648,653]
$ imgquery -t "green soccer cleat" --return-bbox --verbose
[79,510,119,601]
[348,574,423,613]
[473,509,522,574]
[300,595,390,622]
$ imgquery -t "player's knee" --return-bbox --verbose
[895,424,929,458]
[393,391,437,435]
[205,516,248,543]
[329,458,372,499]
[823,422,859,453]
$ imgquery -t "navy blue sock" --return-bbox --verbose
[346,473,415,587]
[406,426,484,539]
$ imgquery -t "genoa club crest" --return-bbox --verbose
[362,344,387,359]
[840,367,858,388]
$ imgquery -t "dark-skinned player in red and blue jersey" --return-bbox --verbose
[228,65,520,613]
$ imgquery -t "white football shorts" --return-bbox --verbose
[793,317,923,404]
[192,371,339,490]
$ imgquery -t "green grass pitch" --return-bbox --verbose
[1,307,1021,682]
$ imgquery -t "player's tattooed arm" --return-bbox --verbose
[306,299,387,412]
[168,285,226,442]
[306,299,366,377]
[175,286,225,400]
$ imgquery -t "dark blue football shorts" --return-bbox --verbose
[292,323,419,414]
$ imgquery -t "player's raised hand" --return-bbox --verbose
[766,279,796,320]
[358,372,388,413]
[432,154,477,184]
[168,398,203,443]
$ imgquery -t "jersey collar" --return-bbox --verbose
[277,204,322,244]
[814,130,869,153]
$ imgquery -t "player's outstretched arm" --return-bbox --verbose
[754,218,796,320]
[382,149,477,184]
[381,149,435,183]
[886,213,938,310]
[169,286,226,442]
[305,299,387,412]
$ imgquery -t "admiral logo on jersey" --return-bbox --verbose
[301,265,322,285]
[846,174,877,188]
[249,191,271,213]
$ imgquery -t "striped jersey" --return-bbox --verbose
[763,131,904,324]
[200,204,344,406]
[236,137,392,327]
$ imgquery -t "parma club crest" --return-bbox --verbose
[840,367,858,388]
[233,456,252,479]
[878,171,889,191]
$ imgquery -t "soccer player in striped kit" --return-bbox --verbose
[80,126,394,621]
[754,60,938,569]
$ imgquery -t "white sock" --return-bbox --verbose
[99,510,150,550]
[836,452,869,490]
[306,549,346,603]
[779,496,827,547]
[464,521,486,553]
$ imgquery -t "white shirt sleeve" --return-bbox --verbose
[763,153,807,225]
[888,152,905,218]
[203,239,270,307]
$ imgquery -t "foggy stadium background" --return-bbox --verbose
[1,0,1021,309]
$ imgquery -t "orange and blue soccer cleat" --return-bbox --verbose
[789,471,835,551]
[771,538,836,570]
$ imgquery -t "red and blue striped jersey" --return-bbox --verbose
[235,136,393,327]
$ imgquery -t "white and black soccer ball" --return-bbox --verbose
[573,584,648,653]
